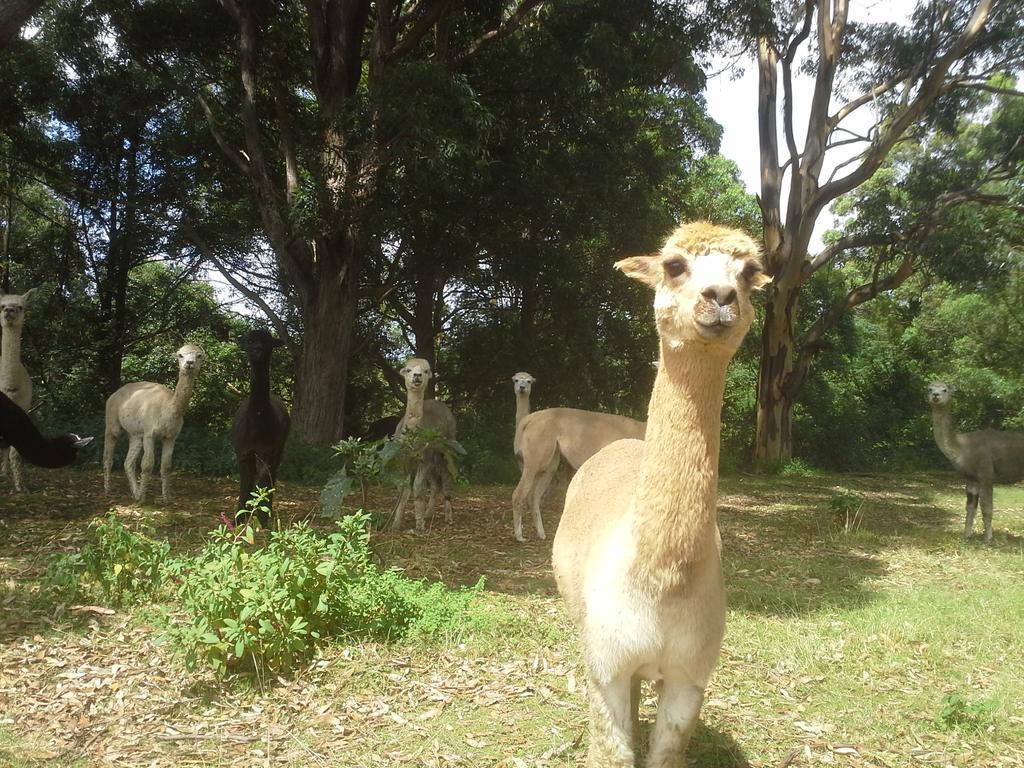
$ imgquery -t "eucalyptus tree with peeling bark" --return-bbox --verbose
[751,0,1024,463]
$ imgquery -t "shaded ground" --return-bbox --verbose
[1,468,1023,767]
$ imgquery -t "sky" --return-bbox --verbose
[703,0,920,245]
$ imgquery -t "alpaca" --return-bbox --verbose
[0,288,38,491]
[103,343,206,503]
[0,391,93,468]
[512,407,645,542]
[391,357,457,532]
[927,381,1024,544]
[552,222,767,767]
[232,329,290,526]
[511,371,536,444]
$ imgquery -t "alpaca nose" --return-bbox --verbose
[702,285,737,306]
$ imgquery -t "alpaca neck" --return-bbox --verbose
[1,325,23,368]
[632,340,731,589]
[931,404,962,463]
[515,391,531,428]
[404,388,426,429]
[170,370,199,417]
[249,360,271,406]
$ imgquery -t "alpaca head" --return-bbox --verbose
[239,329,282,365]
[615,222,768,355]
[928,381,954,407]
[176,343,206,376]
[0,288,38,332]
[512,372,535,396]
[400,358,432,393]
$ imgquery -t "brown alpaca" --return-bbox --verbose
[928,381,1024,544]
[552,222,767,767]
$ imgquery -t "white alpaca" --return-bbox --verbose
[0,288,38,492]
[391,358,457,532]
[552,222,768,767]
[512,405,645,542]
[511,371,535,445]
[103,343,206,502]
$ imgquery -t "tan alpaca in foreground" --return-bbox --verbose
[392,358,457,532]
[103,344,206,502]
[552,222,767,767]
[927,381,1024,544]
[0,288,39,491]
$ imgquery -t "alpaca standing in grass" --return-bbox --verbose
[928,381,1024,544]
[0,288,38,491]
[512,406,645,542]
[552,222,767,767]
[392,358,457,532]
[232,330,290,526]
[0,391,92,468]
[103,343,206,503]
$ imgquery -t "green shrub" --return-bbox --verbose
[934,693,997,733]
[45,512,170,606]
[321,428,466,521]
[165,512,422,677]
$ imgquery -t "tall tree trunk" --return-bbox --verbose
[754,277,799,463]
[290,230,360,445]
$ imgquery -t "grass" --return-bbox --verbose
[1,467,1023,766]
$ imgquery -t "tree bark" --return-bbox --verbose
[754,273,799,463]
[291,230,360,444]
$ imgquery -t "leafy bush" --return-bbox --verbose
[934,693,997,733]
[164,512,452,678]
[827,491,865,534]
[321,428,466,521]
[45,512,170,606]
[779,458,822,477]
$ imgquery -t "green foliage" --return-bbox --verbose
[165,513,416,677]
[779,458,821,477]
[321,429,466,520]
[827,491,865,534]
[45,513,170,607]
[934,693,997,733]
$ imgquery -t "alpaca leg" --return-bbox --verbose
[440,462,453,523]
[511,469,536,542]
[159,438,175,502]
[138,435,156,502]
[586,674,635,768]
[963,479,979,540]
[9,448,24,492]
[530,454,560,540]
[237,459,256,520]
[103,430,119,495]
[124,436,143,500]
[391,481,412,532]
[980,481,994,545]
[644,681,704,768]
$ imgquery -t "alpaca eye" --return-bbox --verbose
[663,259,687,278]
[741,261,763,282]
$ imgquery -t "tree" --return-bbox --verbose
[747,0,1024,462]
[110,0,545,445]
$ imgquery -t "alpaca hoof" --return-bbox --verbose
[514,533,526,543]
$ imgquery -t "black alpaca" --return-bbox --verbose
[0,391,92,468]
[231,330,290,526]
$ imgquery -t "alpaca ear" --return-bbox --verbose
[272,337,285,348]
[615,255,661,287]
[21,286,41,303]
